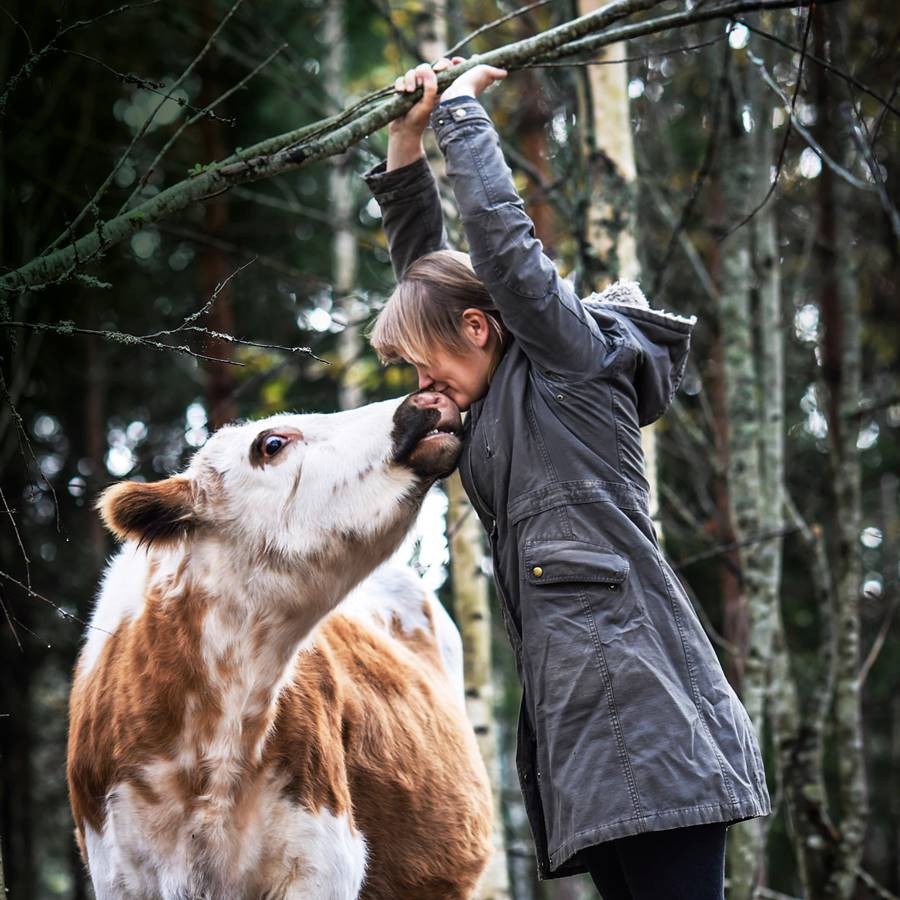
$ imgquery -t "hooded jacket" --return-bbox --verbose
[364,94,770,879]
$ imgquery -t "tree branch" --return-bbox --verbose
[1,0,832,296]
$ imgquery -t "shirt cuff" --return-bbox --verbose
[429,95,493,148]
[361,155,437,204]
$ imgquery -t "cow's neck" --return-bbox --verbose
[145,521,412,778]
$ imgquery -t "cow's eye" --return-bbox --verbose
[264,435,286,456]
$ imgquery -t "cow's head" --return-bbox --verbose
[98,392,461,586]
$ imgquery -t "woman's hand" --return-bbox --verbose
[439,60,508,102]
[387,57,464,171]
[386,57,507,171]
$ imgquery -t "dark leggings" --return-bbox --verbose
[581,822,727,900]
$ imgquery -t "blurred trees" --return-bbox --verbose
[1,1,898,898]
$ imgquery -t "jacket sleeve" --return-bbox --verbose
[429,95,607,376]
[362,155,449,280]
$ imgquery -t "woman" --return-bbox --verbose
[362,58,770,899]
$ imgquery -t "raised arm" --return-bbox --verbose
[362,61,458,280]
[430,70,606,375]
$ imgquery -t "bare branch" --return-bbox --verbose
[746,47,875,193]
[1,0,834,296]
[738,17,900,120]
[0,0,160,122]
[121,42,286,213]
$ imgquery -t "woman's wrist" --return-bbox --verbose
[387,133,425,172]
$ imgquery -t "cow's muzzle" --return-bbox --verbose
[392,391,463,478]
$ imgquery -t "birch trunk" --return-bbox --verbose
[323,0,363,412]
[573,3,660,545]
[716,33,783,895]
[447,473,511,900]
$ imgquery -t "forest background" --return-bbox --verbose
[0,0,897,898]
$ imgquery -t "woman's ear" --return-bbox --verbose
[97,477,195,547]
[461,308,491,349]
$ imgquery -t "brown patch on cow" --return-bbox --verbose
[98,477,195,546]
[67,580,214,836]
[383,601,444,673]
[282,467,304,516]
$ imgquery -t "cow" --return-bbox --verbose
[67,391,493,899]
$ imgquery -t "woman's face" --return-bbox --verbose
[412,343,493,412]
[410,308,499,412]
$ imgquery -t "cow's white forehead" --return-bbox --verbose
[190,398,402,474]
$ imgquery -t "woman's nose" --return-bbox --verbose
[416,367,433,390]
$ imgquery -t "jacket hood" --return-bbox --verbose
[583,281,697,427]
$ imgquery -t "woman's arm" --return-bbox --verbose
[431,68,607,375]
[362,61,460,280]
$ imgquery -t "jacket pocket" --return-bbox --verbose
[524,539,629,587]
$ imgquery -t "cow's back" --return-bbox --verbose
[271,565,492,898]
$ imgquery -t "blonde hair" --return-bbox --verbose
[368,250,505,367]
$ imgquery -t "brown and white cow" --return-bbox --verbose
[67,391,492,899]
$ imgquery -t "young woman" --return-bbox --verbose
[362,58,771,899]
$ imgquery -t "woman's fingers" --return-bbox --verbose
[404,67,417,92]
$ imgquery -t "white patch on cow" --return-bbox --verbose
[266,804,367,900]
[83,777,366,900]
[79,543,149,677]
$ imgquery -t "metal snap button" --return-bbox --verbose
[454,107,467,119]
[555,393,565,402]
[607,583,619,591]
[532,566,543,578]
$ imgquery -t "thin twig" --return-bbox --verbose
[0,485,30,592]
[652,37,731,297]
[56,50,235,124]
[0,568,102,633]
[673,524,803,569]
[858,584,898,687]
[447,0,556,57]
[0,0,160,122]
[509,31,727,69]
[44,0,244,254]
[0,367,60,533]
[739,17,900,120]
[121,43,286,213]
[744,47,873,193]
[365,0,423,62]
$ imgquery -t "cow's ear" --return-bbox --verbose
[97,477,195,546]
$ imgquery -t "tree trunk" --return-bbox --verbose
[574,9,661,553]
[814,8,867,896]
[716,30,783,895]
[324,0,363,412]
[447,473,511,900]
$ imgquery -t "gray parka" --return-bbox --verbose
[364,94,770,880]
